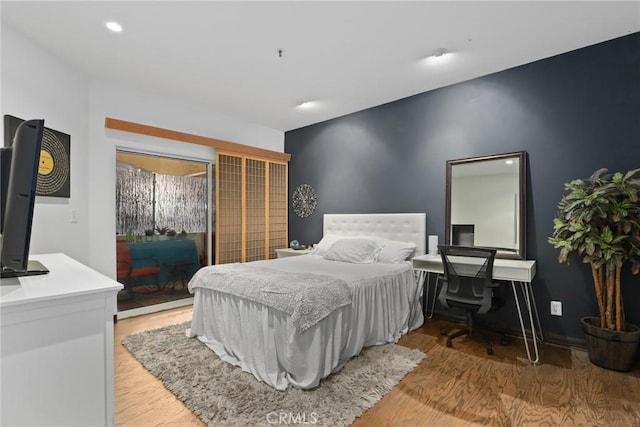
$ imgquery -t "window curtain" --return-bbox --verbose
[116,168,207,235]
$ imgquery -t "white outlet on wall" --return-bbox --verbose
[550,300,562,316]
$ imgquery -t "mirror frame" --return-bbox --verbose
[445,151,527,260]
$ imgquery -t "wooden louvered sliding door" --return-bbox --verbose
[245,158,266,262]
[216,152,288,264]
[216,154,243,264]
[268,162,288,259]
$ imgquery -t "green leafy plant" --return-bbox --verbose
[548,168,640,332]
[167,229,177,237]
[155,226,170,235]
[144,228,155,237]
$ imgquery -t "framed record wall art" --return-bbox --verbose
[4,115,71,198]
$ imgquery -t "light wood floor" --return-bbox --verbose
[115,306,640,426]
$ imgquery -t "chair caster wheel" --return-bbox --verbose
[446,340,452,348]
[500,336,508,346]
[487,348,494,355]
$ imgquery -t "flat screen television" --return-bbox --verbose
[1,118,49,278]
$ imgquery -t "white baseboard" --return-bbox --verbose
[117,297,194,320]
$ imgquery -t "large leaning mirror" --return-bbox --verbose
[445,151,527,260]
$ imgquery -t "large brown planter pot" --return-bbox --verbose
[581,317,640,372]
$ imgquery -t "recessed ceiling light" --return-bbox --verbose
[106,21,123,33]
[431,48,448,58]
[296,101,314,109]
[424,48,452,65]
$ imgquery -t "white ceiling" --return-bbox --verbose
[2,1,639,132]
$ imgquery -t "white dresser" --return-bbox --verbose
[1,253,123,427]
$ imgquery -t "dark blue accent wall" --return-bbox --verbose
[285,33,640,346]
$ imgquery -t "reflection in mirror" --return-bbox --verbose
[445,151,527,259]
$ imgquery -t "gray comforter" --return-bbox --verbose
[189,263,352,333]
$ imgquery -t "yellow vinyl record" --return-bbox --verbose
[5,114,71,198]
[36,127,70,197]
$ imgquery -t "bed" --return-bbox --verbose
[188,213,426,390]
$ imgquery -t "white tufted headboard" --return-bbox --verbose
[323,213,427,256]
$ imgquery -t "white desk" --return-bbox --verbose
[412,254,542,364]
[1,253,123,426]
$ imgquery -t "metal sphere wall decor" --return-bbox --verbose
[292,184,317,218]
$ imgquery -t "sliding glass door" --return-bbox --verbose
[115,150,211,313]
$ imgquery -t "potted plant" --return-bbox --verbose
[178,229,188,239]
[167,229,177,239]
[144,228,155,242]
[548,167,640,371]
[156,226,169,241]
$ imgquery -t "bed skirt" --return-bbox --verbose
[189,267,423,390]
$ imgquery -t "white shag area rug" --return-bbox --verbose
[122,322,425,426]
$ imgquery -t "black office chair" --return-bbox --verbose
[437,245,506,355]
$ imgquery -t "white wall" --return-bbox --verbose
[1,25,92,265]
[2,26,284,277]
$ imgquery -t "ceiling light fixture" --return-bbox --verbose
[424,47,451,65]
[296,101,313,109]
[106,21,123,33]
[431,48,448,58]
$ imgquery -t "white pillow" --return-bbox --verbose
[312,234,380,257]
[323,238,381,264]
[311,234,343,257]
[376,239,417,264]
